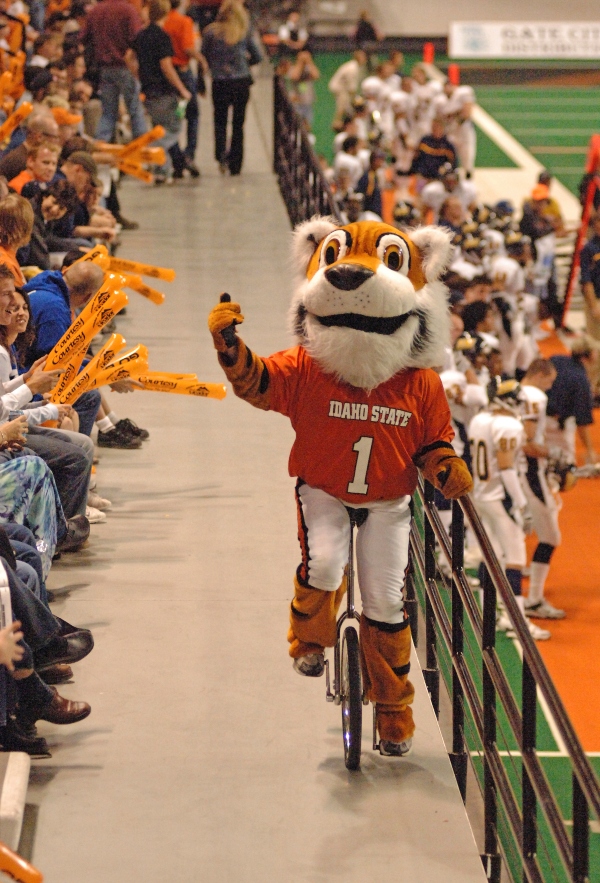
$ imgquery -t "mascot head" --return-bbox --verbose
[290,218,452,390]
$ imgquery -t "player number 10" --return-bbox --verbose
[348,436,373,494]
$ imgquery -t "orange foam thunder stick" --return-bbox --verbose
[0,841,43,883]
[137,373,227,399]
[123,274,165,305]
[44,290,129,369]
[0,101,32,145]
[108,258,176,282]
[119,125,166,159]
[114,159,154,184]
[49,333,126,403]
[58,345,149,404]
[67,243,111,271]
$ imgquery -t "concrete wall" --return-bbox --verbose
[370,0,598,37]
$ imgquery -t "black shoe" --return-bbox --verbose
[115,215,139,231]
[56,514,90,553]
[0,719,50,757]
[173,168,184,179]
[184,157,200,178]
[55,616,92,639]
[97,428,142,449]
[114,417,149,440]
[34,631,94,670]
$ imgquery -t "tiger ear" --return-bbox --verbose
[410,225,453,282]
[292,215,338,277]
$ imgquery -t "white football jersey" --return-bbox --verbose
[468,411,524,502]
[520,385,547,445]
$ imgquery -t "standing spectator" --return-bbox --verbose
[579,212,600,399]
[81,0,148,143]
[277,11,308,57]
[354,10,382,57]
[132,0,192,184]
[328,49,366,129]
[202,0,262,177]
[546,338,599,465]
[187,0,220,32]
[287,50,320,128]
[164,0,206,177]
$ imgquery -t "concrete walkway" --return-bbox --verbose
[20,73,486,883]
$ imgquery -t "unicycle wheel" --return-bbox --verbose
[341,626,362,770]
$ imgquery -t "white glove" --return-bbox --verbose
[512,505,533,534]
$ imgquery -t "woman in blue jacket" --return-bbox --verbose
[202,0,262,176]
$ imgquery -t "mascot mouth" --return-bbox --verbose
[315,311,415,335]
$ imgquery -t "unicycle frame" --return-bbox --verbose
[324,512,362,707]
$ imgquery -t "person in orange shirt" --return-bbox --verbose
[0,193,34,284]
[8,141,60,195]
[163,0,207,176]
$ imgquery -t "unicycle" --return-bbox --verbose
[325,508,369,770]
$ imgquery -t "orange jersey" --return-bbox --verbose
[264,346,454,504]
[8,168,32,193]
[163,10,196,68]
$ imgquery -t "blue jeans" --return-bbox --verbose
[144,94,185,176]
[73,389,102,438]
[96,67,148,143]
[177,68,199,159]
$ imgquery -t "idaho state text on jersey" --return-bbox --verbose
[328,400,413,427]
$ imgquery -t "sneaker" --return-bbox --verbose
[87,491,112,511]
[379,737,413,757]
[527,620,551,641]
[524,600,566,620]
[292,653,324,677]
[184,157,201,178]
[56,514,90,553]
[114,417,149,441]
[496,612,513,634]
[97,428,142,449]
[86,505,106,524]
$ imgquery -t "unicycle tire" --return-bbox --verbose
[341,626,362,770]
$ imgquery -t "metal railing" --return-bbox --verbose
[408,480,600,883]
[272,75,340,226]
[271,81,600,881]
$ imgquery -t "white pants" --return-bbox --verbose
[522,467,561,547]
[474,498,526,567]
[296,483,411,624]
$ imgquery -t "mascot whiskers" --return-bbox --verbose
[209,219,472,756]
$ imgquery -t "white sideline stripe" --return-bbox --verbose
[565,820,600,834]
[512,129,595,136]
[469,750,566,757]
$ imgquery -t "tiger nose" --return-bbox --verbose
[325,263,374,291]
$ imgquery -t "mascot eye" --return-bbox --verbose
[376,234,410,276]
[319,231,349,268]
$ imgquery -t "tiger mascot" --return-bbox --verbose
[208,218,472,756]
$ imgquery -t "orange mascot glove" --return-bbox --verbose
[208,293,244,352]
[414,442,473,499]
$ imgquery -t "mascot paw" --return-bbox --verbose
[416,443,473,499]
[208,297,244,352]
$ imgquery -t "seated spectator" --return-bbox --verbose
[0,110,60,182]
[8,141,60,195]
[56,150,116,243]
[30,33,63,68]
[0,194,34,284]
[23,178,80,270]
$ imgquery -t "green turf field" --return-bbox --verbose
[475,86,599,195]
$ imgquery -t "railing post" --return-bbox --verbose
[422,480,440,717]
[522,659,538,879]
[481,562,502,882]
[572,773,590,883]
[450,499,468,802]
[404,554,419,648]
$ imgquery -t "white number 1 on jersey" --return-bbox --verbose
[347,436,373,495]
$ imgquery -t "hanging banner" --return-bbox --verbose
[449,21,600,59]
